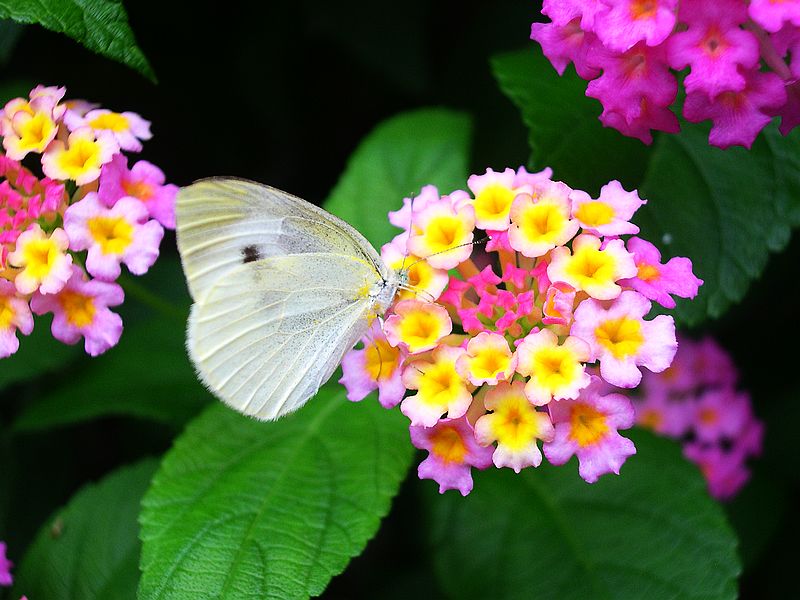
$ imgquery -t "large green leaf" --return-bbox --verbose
[13,315,210,432]
[324,107,472,248]
[428,429,740,600]
[0,0,155,81]
[492,48,800,326]
[12,459,157,600]
[139,386,414,599]
[637,125,797,324]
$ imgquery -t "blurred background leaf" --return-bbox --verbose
[12,459,157,599]
[325,108,472,248]
[427,430,740,600]
[139,387,413,600]
[0,0,154,81]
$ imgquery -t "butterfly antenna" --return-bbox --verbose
[398,284,435,303]
[400,193,417,274]
[405,235,492,271]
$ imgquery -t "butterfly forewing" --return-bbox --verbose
[177,178,390,420]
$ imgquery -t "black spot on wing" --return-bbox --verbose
[241,245,261,264]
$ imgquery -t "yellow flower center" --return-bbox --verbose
[399,310,443,350]
[58,139,102,179]
[122,179,155,201]
[18,112,56,151]
[430,427,467,463]
[470,350,509,381]
[0,297,15,329]
[631,0,657,19]
[574,201,614,227]
[59,290,96,327]
[519,202,566,242]
[22,239,60,277]
[595,317,644,359]
[87,216,134,255]
[569,403,609,447]
[532,346,580,390]
[566,246,616,287]
[419,361,462,408]
[474,184,515,221]
[425,215,466,253]
[364,339,400,381]
[492,399,538,450]
[89,112,130,132]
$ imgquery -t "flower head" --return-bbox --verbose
[42,127,118,185]
[401,345,471,427]
[7,224,72,294]
[456,331,516,386]
[98,155,178,228]
[570,180,645,236]
[548,234,637,300]
[516,329,591,405]
[407,197,475,269]
[66,108,152,152]
[384,299,451,354]
[508,182,579,257]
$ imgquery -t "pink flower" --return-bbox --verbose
[542,0,606,30]
[531,19,602,80]
[410,416,494,495]
[98,155,178,229]
[619,237,702,308]
[570,180,645,237]
[543,377,637,483]
[598,97,680,144]
[749,0,800,33]
[0,541,13,586]
[65,108,152,152]
[594,0,678,52]
[339,321,406,409]
[64,192,164,281]
[30,266,124,356]
[692,388,750,444]
[683,70,787,149]
[667,1,759,98]
[0,279,34,358]
[41,127,119,185]
[683,443,750,501]
[634,389,691,437]
[388,184,441,231]
[7,224,72,295]
[571,290,677,387]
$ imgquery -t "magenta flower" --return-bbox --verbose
[571,290,677,387]
[64,192,164,281]
[30,266,124,356]
[598,97,680,143]
[683,443,750,501]
[692,388,751,444]
[0,541,12,586]
[0,279,34,358]
[530,20,602,80]
[410,416,494,495]
[594,0,678,52]
[683,70,787,148]
[634,388,691,437]
[98,155,178,229]
[749,0,800,33]
[542,0,605,30]
[543,377,637,483]
[619,236,703,308]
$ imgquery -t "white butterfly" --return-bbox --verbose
[176,178,406,420]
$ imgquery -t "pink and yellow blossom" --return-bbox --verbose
[380,234,448,302]
[475,381,555,472]
[30,266,124,356]
[516,329,591,405]
[544,377,637,483]
[0,279,33,358]
[384,299,452,354]
[410,416,494,495]
[467,167,532,231]
[98,155,178,228]
[340,321,406,409]
[66,108,152,152]
[570,180,645,237]
[572,290,677,387]
[456,331,516,386]
[63,192,164,281]
[42,127,118,185]
[547,234,637,300]
[7,224,72,294]
[407,197,475,269]
[401,345,471,427]
[508,182,579,258]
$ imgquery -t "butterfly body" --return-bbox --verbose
[176,178,401,420]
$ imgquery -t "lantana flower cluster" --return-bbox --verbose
[532,0,800,148]
[341,166,702,494]
[0,85,176,358]
[634,335,763,500]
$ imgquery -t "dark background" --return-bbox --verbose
[2,1,798,597]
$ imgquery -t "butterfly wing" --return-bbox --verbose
[176,177,389,302]
[177,178,388,420]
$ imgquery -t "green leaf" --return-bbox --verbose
[0,0,155,81]
[12,459,158,600]
[428,429,740,600]
[0,313,81,392]
[492,48,800,326]
[13,315,210,432]
[139,386,414,599]
[324,107,472,248]
[491,49,649,194]
[637,125,797,325]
